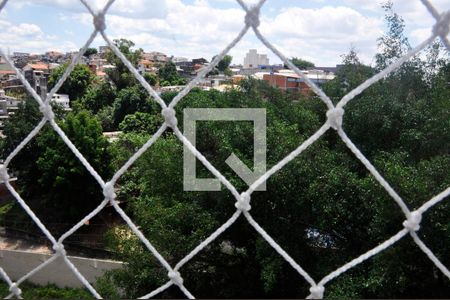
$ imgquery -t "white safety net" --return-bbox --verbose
[0,0,449,298]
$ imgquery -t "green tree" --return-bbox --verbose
[375,1,411,70]
[1,98,41,158]
[35,111,113,223]
[84,47,98,58]
[0,99,42,202]
[48,63,94,101]
[0,99,66,202]
[0,282,93,299]
[103,53,450,298]
[289,57,315,70]
[144,73,158,86]
[97,105,116,132]
[104,86,326,298]
[158,62,186,86]
[112,86,155,127]
[14,67,445,298]
[119,112,163,134]
[217,55,233,72]
[78,81,117,114]
[323,47,375,101]
[105,39,143,89]
[209,55,233,76]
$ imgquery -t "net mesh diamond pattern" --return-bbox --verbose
[0,0,449,298]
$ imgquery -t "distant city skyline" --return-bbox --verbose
[243,49,270,68]
[0,0,448,67]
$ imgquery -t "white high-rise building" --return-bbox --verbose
[243,49,270,69]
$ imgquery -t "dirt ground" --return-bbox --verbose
[0,236,51,254]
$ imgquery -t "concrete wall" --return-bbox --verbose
[263,74,310,95]
[0,249,123,288]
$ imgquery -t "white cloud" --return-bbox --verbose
[256,6,383,65]
[89,2,385,66]
[262,6,382,40]
[410,28,432,42]
[0,20,78,54]
[1,0,448,65]
[9,23,43,37]
[369,0,448,43]
[95,0,246,61]
[9,0,168,18]
[342,0,384,12]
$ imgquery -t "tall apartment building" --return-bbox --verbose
[243,49,269,69]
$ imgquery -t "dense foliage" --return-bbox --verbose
[48,63,94,101]
[1,107,113,227]
[0,282,93,299]
[210,55,233,76]
[100,61,449,297]
[35,111,113,223]
[158,61,187,86]
[289,57,315,70]
[104,39,144,90]
[96,3,449,297]
[1,2,449,298]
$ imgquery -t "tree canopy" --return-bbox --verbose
[48,63,94,101]
[105,39,144,89]
[217,55,233,72]
[35,111,113,223]
[158,61,186,86]
[94,2,450,297]
[84,47,98,58]
[1,2,449,298]
[99,50,449,297]
[1,106,113,226]
[289,57,315,70]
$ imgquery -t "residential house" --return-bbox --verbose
[138,59,156,75]
[89,55,108,69]
[12,52,30,58]
[45,51,64,62]
[1,78,22,91]
[23,62,55,96]
[11,53,30,69]
[0,89,20,116]
[262,69,335,95]
[172,57,189,63]
[0,70,15,81]
[192,58,208,65]
[0,61,15,82]
[50,93,70,110]
[143,52,169,66]
[175,60,195,77]
[99,46,110,56]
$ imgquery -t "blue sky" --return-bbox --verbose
[0,0,448,66]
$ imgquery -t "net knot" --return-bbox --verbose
[403,211,422,232]
[162,108,178,128]
[168,270,184,286]
[0,165,10,183]
[433,11,450,38]
[53,243,67,256]
[245,6,261,28]
[9,283,22,296]
[309,285,325,299]
[94,13,106,31]
[39,104,55,120]
[103,181,116,200]
[235,192,251,212]
[326,107,344,130]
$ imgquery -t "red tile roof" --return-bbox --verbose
[27,63,50,71]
